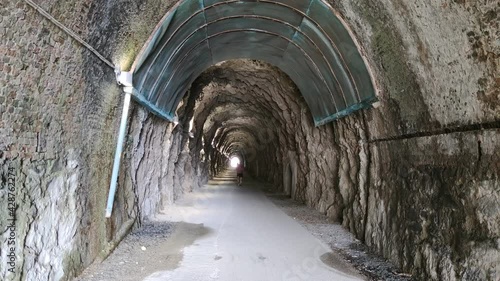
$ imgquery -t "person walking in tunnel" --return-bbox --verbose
[236,162,244,186]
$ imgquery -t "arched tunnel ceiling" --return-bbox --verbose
[189,60,304,160]
[129,0,378,126]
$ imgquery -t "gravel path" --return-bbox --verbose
[75,222,177,281]
[265,193,413,281]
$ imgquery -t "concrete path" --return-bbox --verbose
[146,170,366,281]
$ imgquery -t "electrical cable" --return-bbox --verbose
[24,0,115,69]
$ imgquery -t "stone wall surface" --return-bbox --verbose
[324,1,500,279]
[0,1,179,280]
[0,0,499,281]
[366,130,500,280]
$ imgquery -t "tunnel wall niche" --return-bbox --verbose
[283,163,292,196]
[283,152,298,198]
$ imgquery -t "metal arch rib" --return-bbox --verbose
[145,15,352,107]
[259,0,362,101]
[135,0,360,103]
[155,29,340,114]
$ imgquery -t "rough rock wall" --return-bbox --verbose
[185,61,309,190]
[366,130,500,280]
[125,103,209,224]
[324,0,500,279]
[0,1,176,280]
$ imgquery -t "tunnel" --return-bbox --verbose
[1,0,499,280]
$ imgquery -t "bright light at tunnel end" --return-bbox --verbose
[230,157,241,168]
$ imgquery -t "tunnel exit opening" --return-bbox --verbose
[230,156,241,168]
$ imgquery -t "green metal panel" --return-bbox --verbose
[130,0,377,126]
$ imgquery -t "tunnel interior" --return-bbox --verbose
[177,59,315,194]
[1,0,499,280]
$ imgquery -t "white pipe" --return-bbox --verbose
[105,92,132,218]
